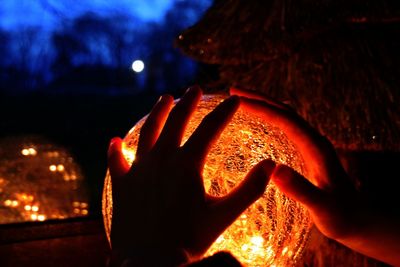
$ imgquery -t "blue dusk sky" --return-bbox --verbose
[0,0,213,94]
[0,0,209,30]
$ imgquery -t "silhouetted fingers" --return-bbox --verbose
[155,86,202,150]
[183,96,240,165]
[108,137,130,182]
[230,87,292,111]
[207,160,275,236]
[271,164,327,211]
[240,96,346,189]
[136,95,174,160]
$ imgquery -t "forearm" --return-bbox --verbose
[337,212,400,266]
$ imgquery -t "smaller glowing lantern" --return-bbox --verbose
[0,136,89,224]
[103,94,312,266]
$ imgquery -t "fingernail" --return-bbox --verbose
[185,85,201,96]
[158,94,169,101]
[185,86,192,94]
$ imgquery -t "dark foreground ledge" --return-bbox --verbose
[0,217,110,267]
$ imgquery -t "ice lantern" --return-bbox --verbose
[102,94,312,266]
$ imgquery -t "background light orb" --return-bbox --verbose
[0,136,89,224]
[103,94,312,266]
[131,59,145,73]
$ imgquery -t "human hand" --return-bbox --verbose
[233,87,400,266]
[107,87,275,266]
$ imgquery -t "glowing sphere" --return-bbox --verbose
[102,95,312,266]
[0,136,89,224]
[131,60,145,73]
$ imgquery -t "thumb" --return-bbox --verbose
[108,137,130,180]
[209,160,275,233]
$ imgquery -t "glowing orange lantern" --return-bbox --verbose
[103,94,312,266]
[0,136,89,224]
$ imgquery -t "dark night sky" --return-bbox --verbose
[0,0,212,95]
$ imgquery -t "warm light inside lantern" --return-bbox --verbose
[0,136,89,224]
[102,94,312,266]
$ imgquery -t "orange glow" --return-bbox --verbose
[22,147,37,156]
[102,94,312,266]
[81,209,88,215]
[28,148,37,156]
[57,164,65,172]
[4,199,12,206]
[121,141,136,163]
[0,137,89,224]
[49,165,57,172]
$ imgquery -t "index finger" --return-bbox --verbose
[155,86,202,150]
[183,96,240,168]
